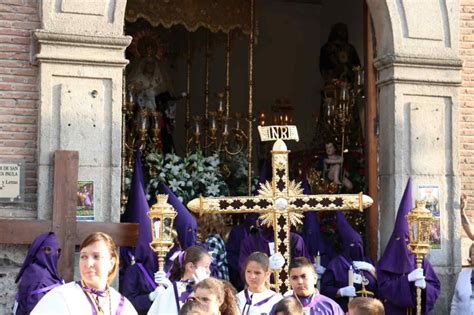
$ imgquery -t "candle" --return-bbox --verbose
[348,266,354,302]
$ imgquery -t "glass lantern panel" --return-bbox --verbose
[163,217,173,241]
[153,218,161,239]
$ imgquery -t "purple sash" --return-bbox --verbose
[30,282,62,296]
[242,289,276,315]
[296,293,321,315]
[136,263,157,290]
[77,281,126,315]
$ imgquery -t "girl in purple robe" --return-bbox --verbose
[148,246,212,314]
[14,232,64,315]
[237,252,283,314]
[321,211,377,312]
[376,179,440,314]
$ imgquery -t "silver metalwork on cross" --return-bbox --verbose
[187,125,373,293]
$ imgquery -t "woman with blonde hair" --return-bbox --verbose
[193,277,239,315]
[31,232,137,314]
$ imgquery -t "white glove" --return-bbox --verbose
[148,286,165,301]
[192,266,210,284]
[407,268,424,282]
[314,264,326,275]
[154,270,171,288]
[415,278,427,289]
[353,261,375,273]
[269,253,285,270]
[338,285,357,297]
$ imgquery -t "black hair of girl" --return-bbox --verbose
[169,246,209,281]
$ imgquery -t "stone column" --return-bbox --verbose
[368,0,462,313]
[35,0,131,222]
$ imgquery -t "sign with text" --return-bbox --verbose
[0,161,24,203]
[258,125,299,142]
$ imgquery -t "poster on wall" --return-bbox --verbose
[418,184,441,249]
[77,181,94,221]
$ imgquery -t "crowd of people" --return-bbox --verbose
[16,177,474,315]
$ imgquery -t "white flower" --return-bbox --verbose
[169,178,183,191]
[206,183,220,196]
[170,164,181,176]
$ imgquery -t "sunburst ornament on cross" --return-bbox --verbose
[187,125,373,293]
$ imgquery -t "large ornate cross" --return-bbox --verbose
[187,125,373,292]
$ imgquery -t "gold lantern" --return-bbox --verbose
[406,200,434,315]
[148,194,177,271]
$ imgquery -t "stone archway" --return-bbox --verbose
[33,1,461,313]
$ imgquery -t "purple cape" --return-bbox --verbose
[121,264,156,315]
[120,149,158,304]
[238,228,310,272]
[377,258,440,314]
[120,149,147,288]
[15,232,63,315]
[160,183,198,250]
[376,179,440,313]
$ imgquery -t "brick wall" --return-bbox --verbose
[460,0,474,245]
[0,0,40,217]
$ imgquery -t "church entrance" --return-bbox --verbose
[120,0,379,258]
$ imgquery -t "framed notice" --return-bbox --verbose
[418,184,441,249]
[0,161,25,203]
[77,181,94,221]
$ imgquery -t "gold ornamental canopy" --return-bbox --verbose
[125,0,251,34]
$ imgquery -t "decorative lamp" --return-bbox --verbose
[406,200,434,315]
[148,194,177,271]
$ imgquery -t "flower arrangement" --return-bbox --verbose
[144,149,229,205]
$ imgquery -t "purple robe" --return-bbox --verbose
[320,211,377,311]
[238,228,310,272]
[119,149,146,290]
[301,178,336,267]
[121,150,158,313]
[376,179,440,314]
[321,255,377,312]
[378,257,440,314]
[15,232,63,315]
[270,293,344,315]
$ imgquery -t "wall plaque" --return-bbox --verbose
[0,161,25,203]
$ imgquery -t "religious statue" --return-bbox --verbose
[126,29,182,154]
[319,23,361,86]
[323,142,353,192]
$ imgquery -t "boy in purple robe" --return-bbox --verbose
[377,179,440,314]
[14,232,64,315]
[121,151,158,315]
[321,211,377,312]
[271,257,344,315]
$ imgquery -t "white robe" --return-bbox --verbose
[451,268,474,315]
[147,281,188,315]
[30,281,137,315]
[236,289,282,315]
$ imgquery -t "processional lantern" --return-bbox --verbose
[148,194,177,271]
[406,200,434,315]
